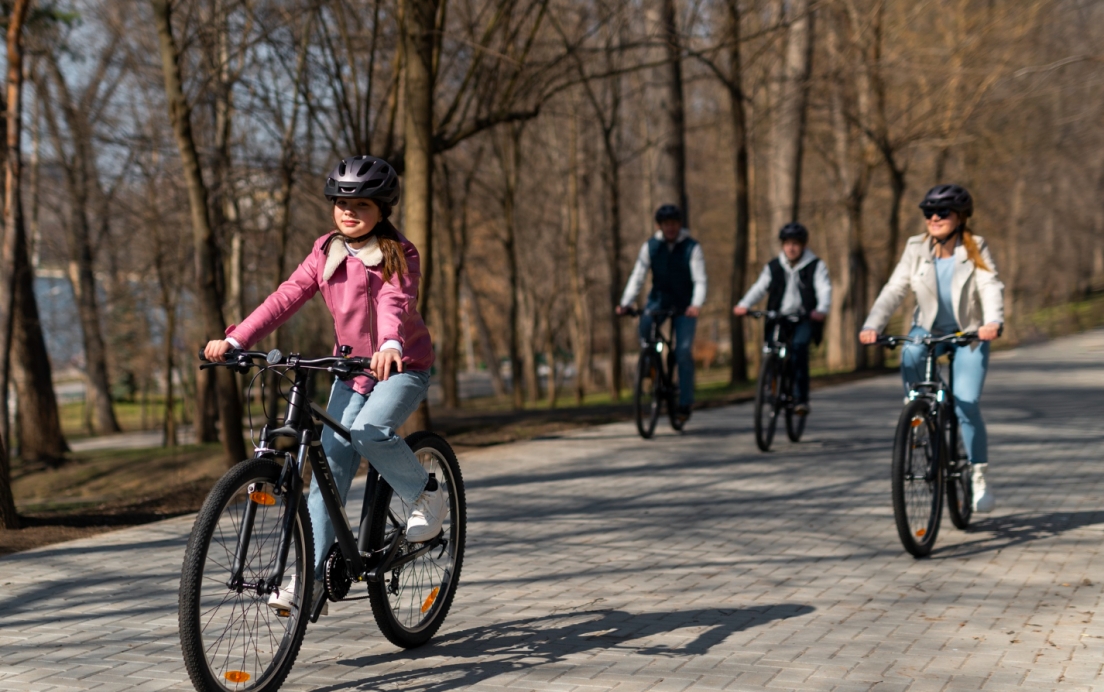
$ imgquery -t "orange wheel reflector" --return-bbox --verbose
[224,671,251,683]
[915,528,926,537]
[250,491,276,506]
[421,587,440,614]
[910,417,924,428]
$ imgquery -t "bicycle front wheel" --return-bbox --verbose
[891,400,943,557]
[367,432,466,649]
[179,458,313,692]
[754,356,781,451]
[634,352,662,438]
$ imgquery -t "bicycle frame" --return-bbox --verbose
[901,336,970,476]
[219,354,441,609]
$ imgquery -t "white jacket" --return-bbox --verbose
[863,233,1004,334]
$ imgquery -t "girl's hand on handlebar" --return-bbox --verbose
[371,348,403,380]
[204,339,233,362]
[732,305,748,317]
[859,329,879,345]
[977,322,1001,341]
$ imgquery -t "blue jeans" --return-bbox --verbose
[639,303,697,408]
[309,370,430,578]
[784,319,813,404]
[900,326,990,465]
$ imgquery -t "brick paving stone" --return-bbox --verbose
[4,331,1104,691]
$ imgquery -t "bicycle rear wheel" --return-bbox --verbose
[785,407,806,441]
[666,351,686,431]
[754,356,781,452]
[634,352,662,439]
[179,458,313,692]
[367,432,466,649]
[891,400,943,557]
[947,434,973,530]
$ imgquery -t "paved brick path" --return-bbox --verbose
[3,330,1104,691]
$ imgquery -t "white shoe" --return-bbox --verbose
[971,463,994,513]
[268,576,328,617]
[267,575,300,614]
[406,485,446,543]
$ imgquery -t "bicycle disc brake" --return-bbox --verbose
[324,544,353,601]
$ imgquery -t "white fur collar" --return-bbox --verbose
[323,235,384,281]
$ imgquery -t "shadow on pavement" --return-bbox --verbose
[934,510,1104,559]
[316,604,814,692]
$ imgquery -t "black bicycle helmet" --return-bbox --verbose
[919,184,972,218]
[778,222,809,243]
[654,204,682,224]
[324,155,400,212]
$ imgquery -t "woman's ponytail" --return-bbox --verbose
[961,227,990,272]
[373,218,409,283]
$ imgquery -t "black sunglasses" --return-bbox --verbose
[922,207,956,220]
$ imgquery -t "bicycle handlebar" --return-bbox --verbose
[874,332,979,349]
[746,310,803,323]
[198,348,376,379]
[618,307,678,319]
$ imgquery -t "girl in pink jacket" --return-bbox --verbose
[203,156,440,613]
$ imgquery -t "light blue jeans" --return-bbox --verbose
[900,326,990,466]
[309,370,430,579]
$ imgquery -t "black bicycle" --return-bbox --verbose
[622,307,685,438]
[876,332,976,557]
[748,310,806,451]
[179,348,466,692]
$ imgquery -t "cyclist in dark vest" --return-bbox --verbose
[616,204,707,422]
[734,223,831,414]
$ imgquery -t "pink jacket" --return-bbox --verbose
[226,231,434,395]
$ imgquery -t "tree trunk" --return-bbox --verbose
[499,123,526,409]
[399,0,441,431]
[0,0,33,529]
[769,0,815,231]
[605,153,624,401]
[566,115,592,402]
[725,0,750,384]
[654,0,689,219]
[12,215,67,463]
[151,0,245,465]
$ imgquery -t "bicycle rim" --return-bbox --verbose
[786,407,806,442]
[634,354,660,438]
[179,459,312,692]
[368,432,466,648]
[754,358,780,451]
[891,402,942,557]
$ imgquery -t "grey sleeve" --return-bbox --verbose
[619,243,651,306]
[814,260,832,314]
[690,243,708,308]
[736,264,773,309]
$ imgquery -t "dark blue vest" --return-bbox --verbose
[647,235,698,312]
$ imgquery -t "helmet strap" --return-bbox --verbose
[932,224,963,247]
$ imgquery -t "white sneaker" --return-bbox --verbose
[267,576,328,617]
[406,485,446,543]
[971,463,994,513]
[267,575,299,615]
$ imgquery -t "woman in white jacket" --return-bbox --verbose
[860,184,1004,513]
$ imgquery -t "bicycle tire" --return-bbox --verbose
[666,351,686,431]
[891,400,943,557]
[947,435,972,530]
[179,458,313,692]
[754,356,780,452]
[785,407,806,442]
[367,432,466,649]
[634,352,661,439]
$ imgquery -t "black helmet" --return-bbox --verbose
[778,222,808,243]
[654,204,682,224]
[324,155,400,211]
[919,184,972,218]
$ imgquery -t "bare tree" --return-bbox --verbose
[151,0,246,465]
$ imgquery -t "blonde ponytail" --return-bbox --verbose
[961,227,990,272]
